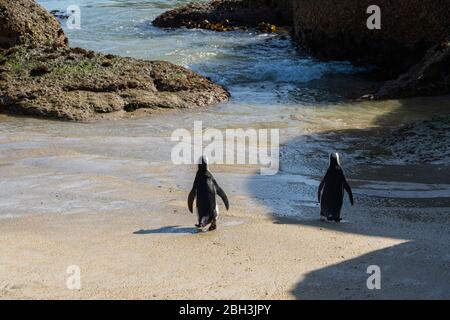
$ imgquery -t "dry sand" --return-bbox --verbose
[0,185,448,299]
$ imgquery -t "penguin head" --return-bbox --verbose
[329,153,340,167]
[198,156,208,172]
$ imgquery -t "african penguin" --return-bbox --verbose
[318,153,354,222]
[188,156,229,231]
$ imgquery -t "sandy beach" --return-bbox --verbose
[1,0,449,301]
[0,160,449,299]
[0,101,449,300]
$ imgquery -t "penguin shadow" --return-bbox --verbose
[133,225,198,235]
[246,97,450,299]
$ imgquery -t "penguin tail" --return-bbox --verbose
[195,215,213,229]
[201,216,213,227]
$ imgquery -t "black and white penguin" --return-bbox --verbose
[188,156,229,231]
[318,153,354,222]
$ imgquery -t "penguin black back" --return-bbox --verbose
[318,153,354,222]
[188,157,229,230]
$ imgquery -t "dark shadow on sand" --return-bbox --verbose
[134,225,198,235]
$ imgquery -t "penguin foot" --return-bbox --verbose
[208,220,217,231]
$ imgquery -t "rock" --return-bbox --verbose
[0,46,229,121]
[292,0,450,77]
[152,0,292,29]
[30,65,50,77]
[258,22,277,33]
[374,40,450,99]
[0,0,68,49]
[0,0,229,121]
[155,1,449,99]
[362,116,450,163]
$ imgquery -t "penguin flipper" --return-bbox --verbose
[217,186,229,211]
[187,188,196,214]
[213,179,229,211]
[344,180,354,205]
[318,178,325,203]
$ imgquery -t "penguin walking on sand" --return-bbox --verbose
[318,153,354,222]
[188,157,229,231]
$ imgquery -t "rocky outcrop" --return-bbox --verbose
[155,0,449,74]
[373,40,450,99]
[0,0,229,121]
[153,0,292,29]
[154,0,450,99]
[0,0,68,49]
[292,0,450,77]
[291,0,450,98]
[0,46,229,121]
